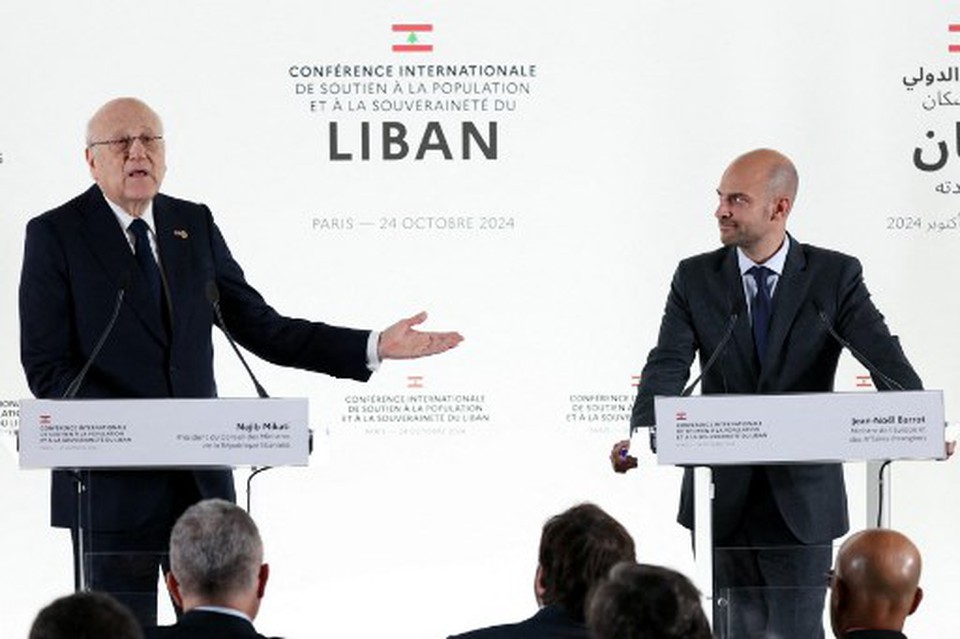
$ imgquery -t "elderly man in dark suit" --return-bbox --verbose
[19,97,462,626]
[146,499,278,639]
[610,149,922,638]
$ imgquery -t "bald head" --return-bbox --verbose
[829,529,923,637]
[726,148,799,202]
[86,98,163,148]
[715,148,798,262]
[85,97,166,217]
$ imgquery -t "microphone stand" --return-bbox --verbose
[62,283,126,592]
[206,282,277,516]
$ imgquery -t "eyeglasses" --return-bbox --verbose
[88,135,164,154]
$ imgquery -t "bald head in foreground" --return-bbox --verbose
[829,528,923,639]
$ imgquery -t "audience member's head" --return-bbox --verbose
[829,528,923,637]
[586,562,711,639]
[535,502,636,622]
[29,591,143,639]
[166,498,269,620]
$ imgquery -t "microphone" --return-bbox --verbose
[636,301,744,452]
[681,304,743,397]
[62,273,129,399]
[206,281,270,398]
[814,304,905,391]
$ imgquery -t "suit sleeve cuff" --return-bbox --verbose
[366,331,381,372]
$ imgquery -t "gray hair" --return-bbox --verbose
[169,498,263,598]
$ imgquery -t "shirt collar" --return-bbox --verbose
[191,605,252,622]
[737,234,790,276]
[99,188,157,234]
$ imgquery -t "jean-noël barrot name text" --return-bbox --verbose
[851,415,926,426]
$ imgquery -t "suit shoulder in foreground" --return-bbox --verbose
[144,610,279,639]
[447,606,588,639]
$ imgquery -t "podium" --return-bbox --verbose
[18,398,310,469]
[17,397,309,621]
[648,389,946,638]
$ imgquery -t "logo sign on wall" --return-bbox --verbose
[288,21,538,163]
[899,21,960,232]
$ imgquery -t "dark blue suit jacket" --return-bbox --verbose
[20,185,372,530]
[145,609,278,639]
[631,238,922,542]
[447,605,589,639]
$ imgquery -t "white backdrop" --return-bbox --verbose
[1,1,958,637]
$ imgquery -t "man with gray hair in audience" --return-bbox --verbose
[145,498,278,639]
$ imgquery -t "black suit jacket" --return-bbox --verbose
[631,238,922,542]
[20,185,372,530]
[447,605,589,639]
[145,609,278,639]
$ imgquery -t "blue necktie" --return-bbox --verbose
[129,218,162,311]
[748,265,773,363]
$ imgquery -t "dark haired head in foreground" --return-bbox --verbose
[536,502,636,622]
[447,502,636,638]
[587,562,711,639]
[30,591,144,639]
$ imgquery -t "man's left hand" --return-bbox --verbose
[379,311,463,360]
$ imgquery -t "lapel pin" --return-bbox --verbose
[173,229,189,239]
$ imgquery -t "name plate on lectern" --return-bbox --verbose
[654,390,944,465]
[18,398,309,469]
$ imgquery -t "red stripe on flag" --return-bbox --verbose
[393,24,433,32]
[949,24,960,32]
[950,44,960,53]
[393,45,434,52]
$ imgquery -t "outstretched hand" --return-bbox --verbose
[378,311,463,360]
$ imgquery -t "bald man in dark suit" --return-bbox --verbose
[611,149,922,638]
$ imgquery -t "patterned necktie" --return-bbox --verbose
[129,218,162,311]
[748,265,773,363]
